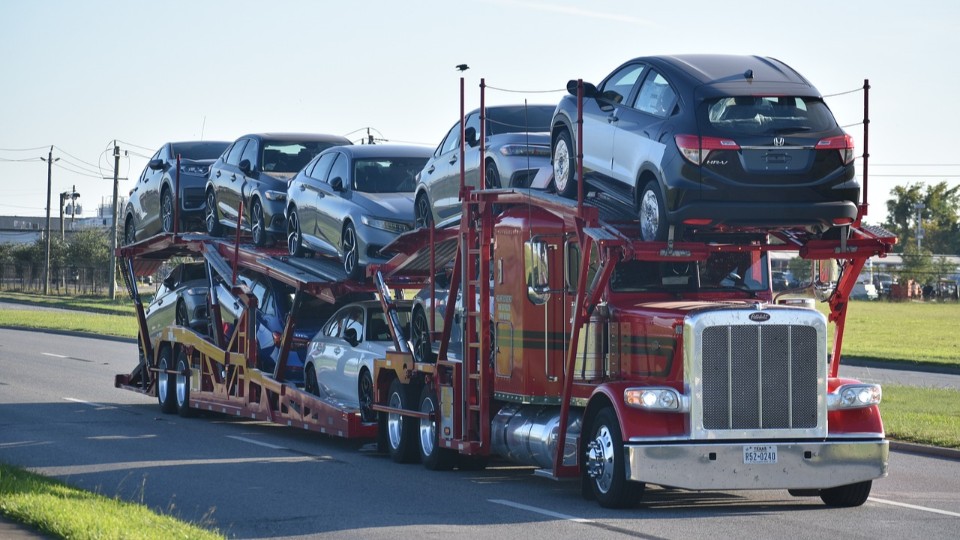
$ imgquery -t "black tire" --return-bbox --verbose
[418,385,456,470]
[341,222,362,281]
[251,199,267,247]
[156,346,177,414]
[304,364,321,397]
[161,189,175,234]
[638,180,668,242]
[484,161,501,189]
[386,378,419,463]
[414,193,433,230]
[175,300,188,327]
[358,370,376,423]
[205,190,222,237]
[287,207,304,257]
[175,348,194,418]
[124,216,137,246]
[551,129,577,198]
[411,307,435,364]
[820,480,872,507]
[584,407,644,508]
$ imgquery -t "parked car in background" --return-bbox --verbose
[144,261,209,339]
[771,270,799,292]
[217,270,338,382]
[286,144,429,279]
[550,55,860,241]
[205,133,351,247]
[414,104,555,228]
[303,300,411,422]
[850,280,879,300]
[124,141,230,244]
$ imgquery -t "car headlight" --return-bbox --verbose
[499,144,551,157]
[263,190,286,202]
[179,164,210,176]
[828,384,882,410]
[624,387,688,412]
[361,216,412,233]
[184,287,208,297]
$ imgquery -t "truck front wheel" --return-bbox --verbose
[820,480,872,507]
[584,408,644,508]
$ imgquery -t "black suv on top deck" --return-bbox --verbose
[550,54,860,242]
[205,133,351,246]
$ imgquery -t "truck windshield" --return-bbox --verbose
[611,251,769,293]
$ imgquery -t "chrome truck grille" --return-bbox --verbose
[686,307,828,440]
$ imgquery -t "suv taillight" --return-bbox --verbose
[816,133,855,164]
[675,134,740,165]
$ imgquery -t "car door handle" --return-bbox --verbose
[216,170,221,178]
[157,299,163,305]
[608,115,619,123]
[298,184,305,191]
[448,156,458,165]
[427,165,435,174]
[334,347,341,355]
[230,174,236,181]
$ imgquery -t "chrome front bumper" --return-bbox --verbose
[625,440,888,490]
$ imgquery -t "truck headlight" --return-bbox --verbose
[361,216,411,233]
[624,387,688,412]
[263,190,286,201]
[828,384,882,410]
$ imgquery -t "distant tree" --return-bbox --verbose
[67,229,110,268]
[898,243,933,284]
[884,181,960,255]
[787,257,813,284]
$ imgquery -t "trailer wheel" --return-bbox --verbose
[386,379,419,463]
[585,408,643,508]
[175,348,194,418]
[156,347,177,414]
[820,480,872,507]
[418,386,456,470]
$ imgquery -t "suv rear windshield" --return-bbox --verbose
[704,96,837,136]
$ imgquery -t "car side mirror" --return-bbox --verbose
[239,159,253,176]
[344,327,359,347]
[331,177,345,192]
[148,158,165,171]
[566,80,598,99]
[464,127,479,148]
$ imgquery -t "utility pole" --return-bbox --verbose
[109,141,120,299]
[915,202,925,251]
[40,146,58,295]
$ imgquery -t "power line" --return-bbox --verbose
[0,157,43,162]
[0,145,51,152]
[52,145,102,170]
[115,139,155,152]
[54,162,103,179]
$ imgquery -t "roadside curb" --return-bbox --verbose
[890,440,960,461]
[0,325,136,344]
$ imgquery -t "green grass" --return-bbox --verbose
[0,291,137,316]
[0,464,223,540]
[819,300,960,369]
[0,309,138,339]
[881,385,960,449]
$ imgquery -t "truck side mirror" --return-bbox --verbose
[525,240,551,304]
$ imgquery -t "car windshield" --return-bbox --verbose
[181,263,207,282]
[703,96,837,136]
[486,105,553,135]
[171,141,230,160]
[353,157,427,193]
[611,251,769,292]
[263,141,340,173]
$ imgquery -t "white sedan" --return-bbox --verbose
[303,300,411,422]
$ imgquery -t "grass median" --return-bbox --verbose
[0,464,223,540]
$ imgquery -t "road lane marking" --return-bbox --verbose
[870,497,960,518]
[63,397,115,410]
[226,435,286,450]
[42,353,68,358]
[489,499,592,523]
[44,352,92,363]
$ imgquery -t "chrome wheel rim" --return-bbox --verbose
[419,392,437,458]
[553,137,570,192]
[342,226,357,275]
[412,310,430,363]
[415,196,432,229]
[586,424,615,494]
[176,360,188,407]
[387,390,404,451]
[157,355,170,404]
[640,189,660,242]
[251,202,264,245]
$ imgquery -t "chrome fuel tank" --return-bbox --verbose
[491,404,582,469]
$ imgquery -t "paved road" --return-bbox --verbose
[2,329,960,539]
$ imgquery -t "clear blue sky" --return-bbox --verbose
[2,0,958,224]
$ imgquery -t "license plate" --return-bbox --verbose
[743,445,777,464]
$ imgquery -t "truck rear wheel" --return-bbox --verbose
[820,480,872,507]
[386,379,419,463]
[156,347,177,414]
[584,408,644,508]
[175,349,194,418]
[418,386,456,470]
